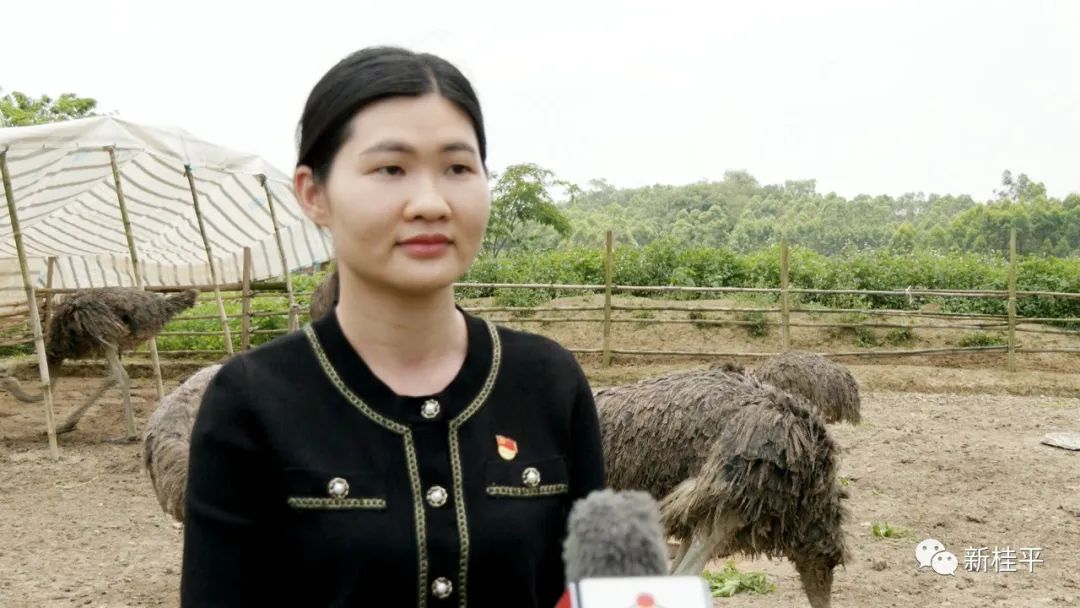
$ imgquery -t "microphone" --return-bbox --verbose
[563,489,669,582]
[558,490,711,608]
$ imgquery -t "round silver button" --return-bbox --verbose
[522,467,541,488]
[421,399,441,419]
[426,485,448,508]
[327,477,349,499]
[432,577,453,599]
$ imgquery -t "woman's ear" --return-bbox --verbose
[295,165,330,227]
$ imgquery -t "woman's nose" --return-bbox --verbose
[404,175,452,220]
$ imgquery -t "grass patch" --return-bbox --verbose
[885,327,915,345]
[147,289,299,353]
[493,287,548,310]
[871,522,910,539]
[827,312,877,345]
[739,311,769,338]
[703,560,776,598]
[0,321,33,357]
[0,342,33,358]
[687,309,713,329]
[956,331,1007,348]
[630,307,655,328]
[854,326,880,348]
[840,311,870,324]
[1038,399,1074,409]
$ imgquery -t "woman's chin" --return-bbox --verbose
[383,264,463,295]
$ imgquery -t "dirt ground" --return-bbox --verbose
[2,311,1079,606]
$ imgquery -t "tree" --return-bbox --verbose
[994,169,1046,203]
[547,168,1075,258]
[926,225,949,251]
[482,162,573,258]
[783,179,817,199]
[887,222,917,253]
[0,89,99,127]
[1053,236,1071,258]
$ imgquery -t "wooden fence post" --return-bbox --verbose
[43,256,56,344]
[184,165,233,355]
[601,230,614,367]
[241,247,252,351]
[258,175,298,332]
[780,239,791,351]
[108,146,164,401]
[1,148,59,458]
[1007,228,1017,372]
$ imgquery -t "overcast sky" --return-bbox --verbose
[5,0,1078,200]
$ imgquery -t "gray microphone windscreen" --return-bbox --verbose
[563,489,670,583]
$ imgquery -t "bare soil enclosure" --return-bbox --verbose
[2,305,1078,607]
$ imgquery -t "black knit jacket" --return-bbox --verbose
[180,308,606,607]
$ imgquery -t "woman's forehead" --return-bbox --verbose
[344,94,478,151]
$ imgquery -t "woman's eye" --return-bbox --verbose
[377,166,404,176]
[447,164,472,175]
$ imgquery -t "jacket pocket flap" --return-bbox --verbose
[485,455,569,497]
[283,468,386,509]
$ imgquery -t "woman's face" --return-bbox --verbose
[296,93,491,296]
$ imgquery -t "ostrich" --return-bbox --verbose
[143,363,222,522]
[594,366,848,608]
[143,271,337,523]
[308,270,338,321]
[0,288,199,439]
[751,351,861,425]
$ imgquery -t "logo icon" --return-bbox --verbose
[916,538,943,569]
[917,538,957,576]
[932,550,958,576]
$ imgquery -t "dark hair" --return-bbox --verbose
[296,46,487,182]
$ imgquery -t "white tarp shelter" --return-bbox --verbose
[0,116,333,314]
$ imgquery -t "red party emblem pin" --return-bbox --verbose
[495,435,518,460]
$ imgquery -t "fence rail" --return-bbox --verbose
[456,231,1071,368]
[2,230,1078,370]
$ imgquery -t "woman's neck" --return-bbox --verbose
[333,272,467,396]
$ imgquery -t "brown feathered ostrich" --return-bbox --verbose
[308,270,338,321]
[0,288,199,439]
[595,365,849,608]
[751,351,861,425]
[143,363,222,522]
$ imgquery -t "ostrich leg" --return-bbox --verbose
[670,512,742,576]
[0,372,44,403]
[109,348,137,440]
[668,534,693,573]
[55,375,116,434]
[54,346,126,436]
[670,534,712,576]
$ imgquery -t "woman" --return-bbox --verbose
[180,46,606,607]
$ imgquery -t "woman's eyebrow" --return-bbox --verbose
[440,142,477,154]
[360,141,477,155]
